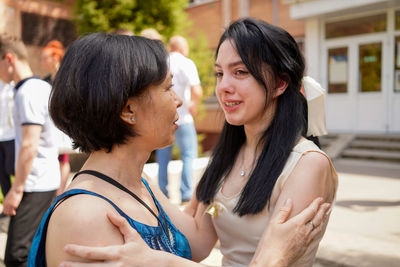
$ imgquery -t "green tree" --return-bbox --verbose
[75,0,189,38]
[188,31,216,113]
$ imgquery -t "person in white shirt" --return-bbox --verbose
[0,79,15,197]
[156,35,203,203]
[0,35,60,267]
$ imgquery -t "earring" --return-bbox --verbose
[130,116,135,122]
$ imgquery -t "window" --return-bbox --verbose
[396,10,400,30]
[359,43,382,92]
[394,36,400,92]
[21,12,77,47]
[328,47,348,93]
[326,14,386,39]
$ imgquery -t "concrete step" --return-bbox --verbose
[333,158,400,178]
[350,140,400,150]
[355,134,400,142]
[342,148,400,162]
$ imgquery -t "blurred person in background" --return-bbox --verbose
[112,29,134,36]
[140,28,163,41]
[41,40,70,195]
[0,79,15,198]
[156,35,203,203]
[0,35,60,267]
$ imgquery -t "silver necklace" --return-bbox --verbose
[240,148,248,177]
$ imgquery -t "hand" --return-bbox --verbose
[3,187,24,216]
[250,198,331,267]
[61,212,163,267]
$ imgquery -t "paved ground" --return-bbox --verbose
[0,158,399,266]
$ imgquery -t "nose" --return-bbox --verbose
[174,90,183,108]
[216,74,235,95]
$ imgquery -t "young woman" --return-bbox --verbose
[195,18,338,266]
[57,18,337,267]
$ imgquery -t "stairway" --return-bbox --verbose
[320,134,400,176]
[341,135,400,164]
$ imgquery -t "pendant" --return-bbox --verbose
[240,170,245,176]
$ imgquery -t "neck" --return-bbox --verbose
[14,60,33,83]
[82,142,151,189]
[245,105,276,151]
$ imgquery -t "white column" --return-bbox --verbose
[304,17,321,81]
[238,0,250,18]
[222,0,232,28]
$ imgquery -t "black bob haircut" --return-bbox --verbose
[49,33,168,153]
[196,18,308,216]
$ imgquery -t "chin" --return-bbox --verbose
[225,118,244,126]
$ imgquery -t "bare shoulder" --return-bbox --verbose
[45,194,124,266]
[279,150,336,216]
[298,150,332,176]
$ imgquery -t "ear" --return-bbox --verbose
[273,78,289,98]
[5,53,15,64]
[121,98,136,125]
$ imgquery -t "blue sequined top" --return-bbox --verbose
[28,177,191,266]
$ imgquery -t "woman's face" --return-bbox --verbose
[41,50,56,72]
[215,40,269,129]
[133,71,182,150]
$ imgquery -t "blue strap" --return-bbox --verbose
[28,189,132,267]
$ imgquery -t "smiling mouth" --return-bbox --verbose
[224,102,241,107]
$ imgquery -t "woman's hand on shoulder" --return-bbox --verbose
[46,194,124,266]
[250,197,331,267]
[60,212,167,267]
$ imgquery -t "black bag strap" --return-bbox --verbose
[72,170,169,237]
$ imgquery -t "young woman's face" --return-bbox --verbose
[133,71,182,149]
[215,40,268,128]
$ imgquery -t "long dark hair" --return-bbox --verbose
[196,18,307,216]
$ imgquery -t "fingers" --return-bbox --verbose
[312,203,331,227]
[308,203,331,241]
[106,212,140,243]
[64,244,119,261]
[294,197,323,224]
[275,199,293,224]
[3,206,15,216]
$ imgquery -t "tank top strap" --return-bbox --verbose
[140,178,165,215]
[28,188,135,267]
[140,178,173,231]
[72,170,170,240]
[73,170,160,221]
[54,189,130,219]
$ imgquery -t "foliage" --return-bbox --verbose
[188,31,216,105]
[74,0,189,38]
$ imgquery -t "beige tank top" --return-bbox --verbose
[209,139,338,267]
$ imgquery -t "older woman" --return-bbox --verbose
[28,32,330,267]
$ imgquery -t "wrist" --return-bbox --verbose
[11,184,24,194]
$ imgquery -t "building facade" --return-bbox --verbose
[286,0,400,134]
[0,0,75,75]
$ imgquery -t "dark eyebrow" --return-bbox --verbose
[214,60,245,68]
